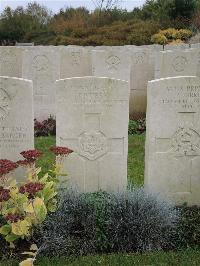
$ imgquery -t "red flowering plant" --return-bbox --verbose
[0,159,18,183]
[0,147,73,248]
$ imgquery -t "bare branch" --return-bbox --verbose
[92,0,121,11]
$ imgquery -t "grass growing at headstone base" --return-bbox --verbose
[35,136,56,175]
[1,248,200,265]
[35,134,145,187]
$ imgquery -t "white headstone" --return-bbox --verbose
[0,47,24,78]
[22,47,60,120]
[145,76,200,206]
[155,49,198,79]
[60,47,92,79]
[92,50,131,81]
[0,76,34,182]
[56,77,129,192]
[164,43,189,50]
[191,43,200,48]
[130,48,155,117]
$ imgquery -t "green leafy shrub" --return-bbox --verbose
[177,29,193,40]
[175,205,200,248]
[36,189,179,257]
[127,20,160,45]
[151,33,167,45]
[161,28,178,40]
[128,119,146,135]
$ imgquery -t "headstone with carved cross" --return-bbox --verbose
[0,76,34,182]
[56,76,129,192]
[91,50,131,82]
[155,49,199,79]
[22,46,60,120]
[60,47,92,79]
[145,76,200,206]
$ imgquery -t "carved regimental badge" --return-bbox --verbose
[171,127,200,156]
[172,56,188,72]
[1,50,17,65]
[106,55,120,70]
[79,131,107,160]
[134,52,145,64]
[32,55,49,72]
[71,51,81,66]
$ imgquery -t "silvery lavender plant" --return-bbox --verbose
[35,187,179,257]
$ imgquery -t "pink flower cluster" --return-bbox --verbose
[20,150,43,160]
[50,146,73,156]
[19,182,44,199]
[16,149,43,168]
[0,186,10,202]
[0,160,18,178]
[6,213,24,223]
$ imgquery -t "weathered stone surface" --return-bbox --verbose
[155,49,198,79]
[0,47,24,78]
[22,47,60,120]
[191,43,200,48]
[0,76,34,182]
[194,48,200,77]
[164,43,189,50]
[56,77,129,192]
[145,76,200,206]
[130,48,155,117]
[60,47,92,79]
[92,50,131,81]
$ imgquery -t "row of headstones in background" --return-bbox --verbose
[1,74,200,205]
[1,44,200,119]
[1,44,199,120]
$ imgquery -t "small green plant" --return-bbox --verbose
[151,33,167,45]
[128,119,146,135]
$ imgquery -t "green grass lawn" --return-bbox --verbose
[1,248,200,266]
[2,135,198,266]
[35,248,200,266]
[35,134,145,187]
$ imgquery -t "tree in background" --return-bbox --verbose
[169,0,197,20]
[92,0,121,11]
[51,7,89,36]
[0,0,199,45]
[26,2,52,28]
[141,0,199,24]
[0,1,52,44]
